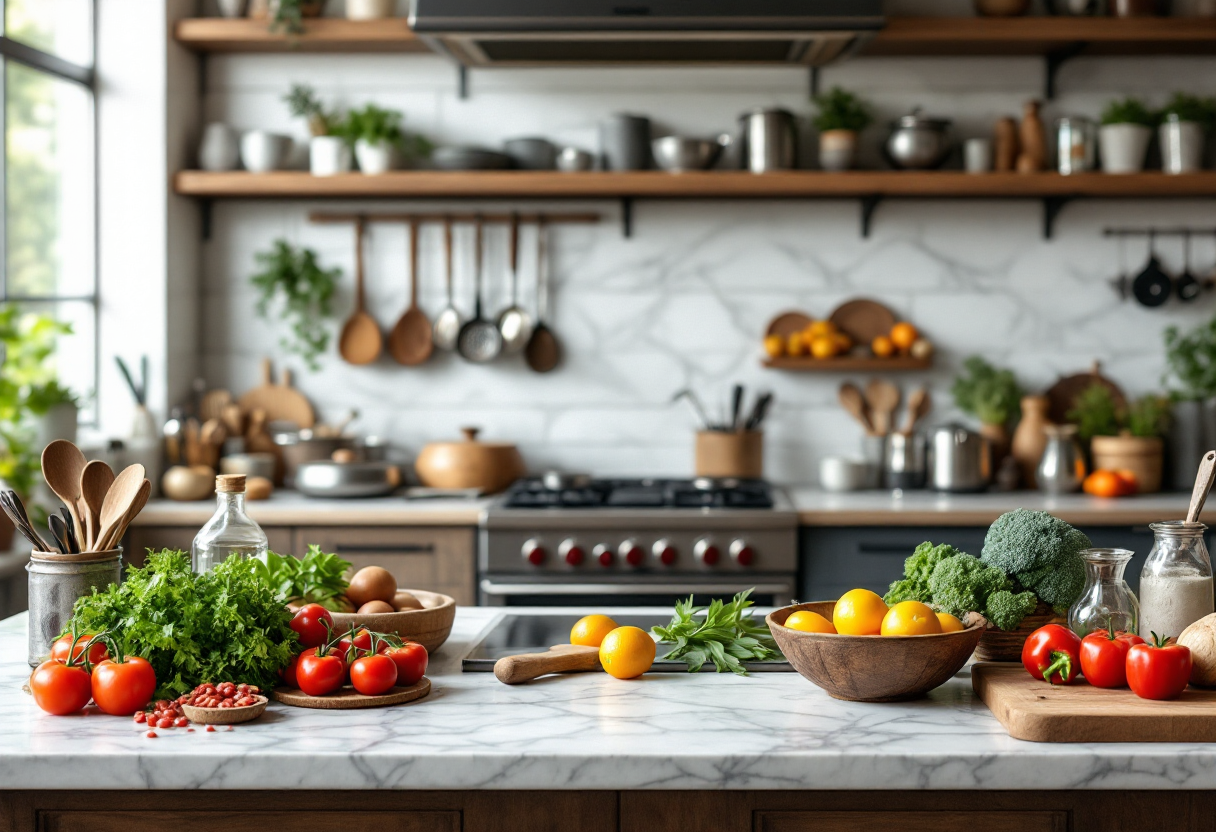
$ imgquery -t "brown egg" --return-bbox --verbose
[346,566,398,607]
[393,591,423,611]
[357,600,395,615]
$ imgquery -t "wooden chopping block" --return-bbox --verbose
[493,644,600,685]
[237,358,315,429]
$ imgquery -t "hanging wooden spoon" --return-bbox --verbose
[838,383,873,435]
[80,460,115,550]
[338,217,383,365]
[901,387,932,436]
[94,464,146,553]
[1187,450,1216,524]
[865,379,901,436]
[41,440,87,539]
[388,219,434,366]
[525,217,560,374]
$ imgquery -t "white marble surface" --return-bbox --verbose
[5,606,1216,791]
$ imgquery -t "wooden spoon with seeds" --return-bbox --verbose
[41,440,87,539]
[79,460,115,550]
[338,217,383,366]
[388,219,434,366]
[94,464,146,553]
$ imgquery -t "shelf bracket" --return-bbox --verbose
[809,66,820,99]
[1044,42,1085,100]
[457,65,469,100]
[621,198,634,239]
[1042,196,1072,240]
[859,195,881,239]
[200,198,213,242]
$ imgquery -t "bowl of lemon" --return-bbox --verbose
[766,589,987,702]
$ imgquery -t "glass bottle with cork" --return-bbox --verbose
[191,474,268,573]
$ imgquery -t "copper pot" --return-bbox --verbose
[414,427,525,494]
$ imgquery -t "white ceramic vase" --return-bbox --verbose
[818,129,857,172]
[199,123,240,171]
[355,139,396,174]
[240,130,290,173]
[1099,123,1152,174]
[1160,117,1205,174]
[310,136,353,176]
[215,0,248,17]
[347,0,395,19]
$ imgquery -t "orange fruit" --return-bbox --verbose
[1083,469,1128,499]
[806,320,837,340]
[881,601,943,636]
[570,614,619,648]
[890,322,919,352]
[763,334,785,358]
[598,626,656,679]
[809,336,837,359]
[936,612,964,633]
[786,333,808,357]
[784,610,836,634]
[832,588,888,636]
[871,334,895,358]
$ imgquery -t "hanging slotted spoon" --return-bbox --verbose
[457,215,504,363]
[525,216,561,374]
[388,219,434,366]
[433,217,464,352]
[497,211,534,354]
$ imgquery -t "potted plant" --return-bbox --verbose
[812,87,872,172]
[1089,395,1171,493]
[1099,97,1157,173]
[251,240,340,371]
[284,84,352,177]
[951,356,1023,459]
[347,0,396,20]
[1164,315,1216,489]
[249,0,324,33]
[1159,92,1216,174]
[344,104,403,175]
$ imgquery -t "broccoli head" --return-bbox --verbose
[984,589,1039,631]
[980,509,1090,610]
[883,541,965,606]
[927,554,1012,619]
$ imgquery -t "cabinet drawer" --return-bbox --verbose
[755,810,1067,832]
[124,526,293,567]
[39,810,460,832]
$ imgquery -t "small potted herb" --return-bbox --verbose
[249,0,324,34]
[284,84,352,176]
[1099,97,1157,174]
[344,104,403,175]
[811,87,873,172]
[1159,92,1216,174]
[1078,387,1170,494]
[251,240,340,370]
[951,356,1023,457]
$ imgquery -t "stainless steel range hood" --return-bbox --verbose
[409,0,884,68]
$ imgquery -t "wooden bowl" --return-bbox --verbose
[180,694,269,725]
[330,590,456,653]
[767,602,988,702]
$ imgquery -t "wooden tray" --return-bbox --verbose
[272,677,431,710]
[973,663,1216,742]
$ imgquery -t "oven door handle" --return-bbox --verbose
[480,580,794,596]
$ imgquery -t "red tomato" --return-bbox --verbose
[289,604,334,649]
[339,629,385,663]
[1080,627,1143,688]
[29,660,93,715]
[296,649,346,696]
[349,653,398,696]
[91,656,157,716]
[50,633,109,667]
[385,642,428,687]
[1022,624,1082,685]
[1127,633,1193,701]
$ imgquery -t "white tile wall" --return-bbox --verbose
[195,44,1216,484]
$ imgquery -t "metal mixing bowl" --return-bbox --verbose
[885,110,953,170]
[651,135,731,172]
[295,461,402,498]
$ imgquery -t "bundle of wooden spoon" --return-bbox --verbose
[33,440,152,554]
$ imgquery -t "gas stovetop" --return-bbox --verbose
[500,477,776,510]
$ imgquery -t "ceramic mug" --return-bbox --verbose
[200,123,240,171]
[239,130,290,173]
[964,137,993,173]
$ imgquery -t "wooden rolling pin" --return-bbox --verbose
[493,644,600,685]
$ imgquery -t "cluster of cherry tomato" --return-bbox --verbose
[185,681,262,709]
[30,631,157,717]
[1023,622,1193,700]
[286,603,428,697]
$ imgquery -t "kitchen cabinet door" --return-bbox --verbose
[297,526,476,605]
[124,526,293,566]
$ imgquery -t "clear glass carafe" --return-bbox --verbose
[1068,548,1140,638]
[191,475,268,573]
[1139,521,1214,641]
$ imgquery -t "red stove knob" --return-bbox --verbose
[594,544,614,568]
[730,539,756,567]
[694,538,720,567]
[559,539,585,567]
[652,538,678,567]
[619,539,645,568]
[521,539,546,567]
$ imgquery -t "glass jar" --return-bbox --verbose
[1067,548,1140,638]
[191,474,268,573]
[1139,521,1215,641]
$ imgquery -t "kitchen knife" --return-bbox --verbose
[493,644,601,685]
[745,392,774,431]
[729,384,744,431]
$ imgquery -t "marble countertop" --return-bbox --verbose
[4,606,1216,791]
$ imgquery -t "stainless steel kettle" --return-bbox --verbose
[927,424,992,493]
[737,108,797,173]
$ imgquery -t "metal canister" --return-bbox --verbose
[884,433,927,490]
[1056,116,1096,175]
[26,550,122,667]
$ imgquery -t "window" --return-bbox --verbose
[1,0,95,421]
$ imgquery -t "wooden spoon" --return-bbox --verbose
[901,387,932,436]
[41,440,87,538]
[338,217,383,365]
[95,464,146,553]
[493,644,600,685]
[1187,450,1216,524]
[838,383,873,434]
[102,478,151,552]
[388,219,434,366]
[525,217,560,374]
[79,460,115,550]
[865,379,901,436]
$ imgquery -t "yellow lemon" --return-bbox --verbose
[763,334,785,358]
[936,612,964,633]
[570,614,620,648]
[809,336,838,360]
[598,626,656,679]
[881,601,944,636]
[784,610,836,634]
[786,333,808,357]
[806,320,837,339]
[832,589,888,636]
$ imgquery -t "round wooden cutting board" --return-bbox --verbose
[272,677,431,709]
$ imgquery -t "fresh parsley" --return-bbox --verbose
[651,589,783,676]
[256,545,351,612]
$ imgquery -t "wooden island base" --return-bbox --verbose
[1,789,1209,832]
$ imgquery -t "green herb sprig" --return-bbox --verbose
[251,240,339,371]
[651,589,782,676]
[255,545,351,611]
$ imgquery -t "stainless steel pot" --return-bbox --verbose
[295,460,402,498]
[927,424,992,492]
[737,109,797,173]
[884,433,926,490]
[652,134,732,172]
[886,109,953,170]
[273,427,355,486]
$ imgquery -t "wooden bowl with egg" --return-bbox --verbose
[329,566,455,653]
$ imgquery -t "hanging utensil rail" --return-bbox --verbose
[309,211,600,226]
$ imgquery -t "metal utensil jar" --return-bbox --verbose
[1056,117,1096,174]
[737,109,797,173]
[26,550,122,667]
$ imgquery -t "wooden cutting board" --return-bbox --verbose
[973,663,1216,742]
[237,358,315,429]
[272,677,430,709]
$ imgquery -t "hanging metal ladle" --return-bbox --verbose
[1177,230,1202,303]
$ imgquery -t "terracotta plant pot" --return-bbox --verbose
[974,601,1064,663]
[1011,394,1049,489]
[414,427,525,494]
[1091,433,1164,494]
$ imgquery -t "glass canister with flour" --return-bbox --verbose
[1139,521,1215,641]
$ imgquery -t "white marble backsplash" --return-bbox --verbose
[196,48,1216,483]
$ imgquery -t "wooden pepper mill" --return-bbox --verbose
[1016,101,1046,173]
[993,117,1020,172]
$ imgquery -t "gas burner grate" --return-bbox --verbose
[501,477,774,510]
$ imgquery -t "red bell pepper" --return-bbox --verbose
[1126,632,1192,701]
[1079,621,1144,688]
[1022,623,1083,685]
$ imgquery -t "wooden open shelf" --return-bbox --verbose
[763,355,932,372]
[173,18,427,53]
